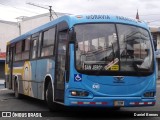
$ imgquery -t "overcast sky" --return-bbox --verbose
[0,0,160,27]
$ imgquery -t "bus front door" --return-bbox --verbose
[54,30,68,102]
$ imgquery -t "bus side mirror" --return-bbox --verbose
[69,31,76,43]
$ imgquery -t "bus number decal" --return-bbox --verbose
[92,83,100,91]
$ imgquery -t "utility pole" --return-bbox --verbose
[49,6,52,21]
[27,2,58,21]
[18,22,21,35]
[16,16,26,35]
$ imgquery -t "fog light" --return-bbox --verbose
[143,92,155,97]
[70,90,89,97]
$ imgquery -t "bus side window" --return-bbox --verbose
[38,33,42,58]
[41,27,55,57]
[22,37,30,60]
[31,39,38,59]
[15,41,22,61]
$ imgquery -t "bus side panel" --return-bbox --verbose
[35,58,55,100]
[12,61,23,91]
[35,59,46,99]
[9,58,55,100]
[37,82,44,100]
[12,61,25,94]
[18,60,39,98]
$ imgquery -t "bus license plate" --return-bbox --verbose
[114,101,124,106]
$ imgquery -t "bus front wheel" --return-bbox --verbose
[46,82,58,112]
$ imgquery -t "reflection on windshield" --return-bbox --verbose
[75,24,153,73]
[117,24,152,71]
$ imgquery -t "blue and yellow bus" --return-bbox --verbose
[5,14,157,111]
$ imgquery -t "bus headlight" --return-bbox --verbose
[143,91,155,97]
[70,90,89,97]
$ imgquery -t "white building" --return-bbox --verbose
[0,20,19,52]
[150,27,160,78]
[18,12,66,34]
[0,12,67,52]
[0,12,67,79]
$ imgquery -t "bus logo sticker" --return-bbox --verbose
[92,83,100,90]
[74,74,82,82]
[113,76,124,83]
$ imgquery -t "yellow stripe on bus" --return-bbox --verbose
[5,64,9,75]
[13,68,23,75]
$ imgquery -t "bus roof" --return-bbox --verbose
[9,14,149,44]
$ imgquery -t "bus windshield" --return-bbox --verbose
[75,23,153,73]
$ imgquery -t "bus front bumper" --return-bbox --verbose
[65,97,156,107]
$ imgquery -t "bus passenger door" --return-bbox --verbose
[8,47,14,89]
[54,30,68,102]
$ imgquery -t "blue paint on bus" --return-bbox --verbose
[6,14,156,109]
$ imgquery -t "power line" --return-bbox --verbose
[0,2,40,14]
[27,2,58,21]
[51,9,58,18]
[27,2,48,10]
[27,2,58,18]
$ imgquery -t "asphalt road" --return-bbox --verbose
[0,85,159,120]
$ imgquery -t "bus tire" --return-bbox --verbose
[14,81,22,99]
[46,82,58,112]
